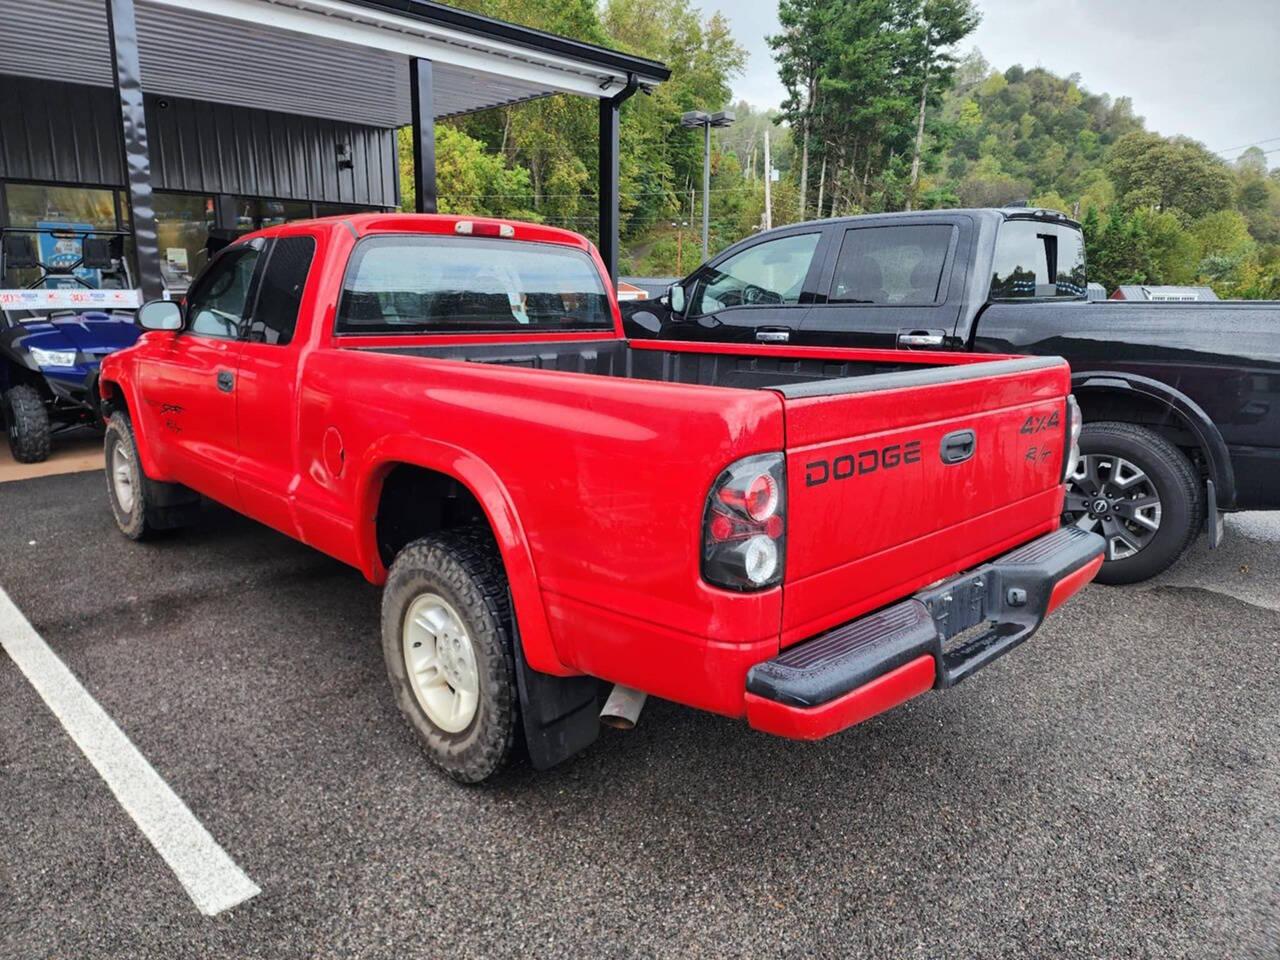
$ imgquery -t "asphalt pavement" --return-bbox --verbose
[1,470,1277,959]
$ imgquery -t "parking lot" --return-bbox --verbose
[1,468,1277,958]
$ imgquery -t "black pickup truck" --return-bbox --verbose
[623,207,1280,584]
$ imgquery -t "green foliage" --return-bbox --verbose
[1106,132,1234,220]
[395,1,1279,292]
[932,58,1280,298]
[400,126,538,221]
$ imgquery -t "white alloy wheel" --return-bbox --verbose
[401,592,480,733]
[111,440,136,515]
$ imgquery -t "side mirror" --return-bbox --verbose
[668,283,686,316]
[136,299,182,331]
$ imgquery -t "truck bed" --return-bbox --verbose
[342,336,1069,661]
[356,336,1040,394]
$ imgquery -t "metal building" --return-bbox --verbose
[0,0,669,302]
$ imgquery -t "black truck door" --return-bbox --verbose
[664,229,824,344]
[795,221,964,350]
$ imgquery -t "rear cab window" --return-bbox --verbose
[335,235,612,335]
[990,219,1087,300]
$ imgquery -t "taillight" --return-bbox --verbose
[1062,394,1083,482]
[702,453,786,591]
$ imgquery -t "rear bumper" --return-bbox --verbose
[744,525,1105,740]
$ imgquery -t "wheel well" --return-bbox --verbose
[1074,387,1209,481]
[0,356,48,396]
[99,379,129,417]
[375,464,490,568]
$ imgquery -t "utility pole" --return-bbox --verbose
[763,128,773,231]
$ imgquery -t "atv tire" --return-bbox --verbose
[3,383,51,463]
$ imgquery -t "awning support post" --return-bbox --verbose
[410,58,437,214]
[104,0,163,301]
[598,73,639,288]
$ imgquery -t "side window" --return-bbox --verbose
[248,236,316,345]
[829,224,953,305]
[690,233,820,315]
[185,245,262,339]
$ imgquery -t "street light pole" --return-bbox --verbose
[702,121,711,260]
[681,109,734,264]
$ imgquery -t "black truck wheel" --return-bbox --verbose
[380,528,519,783]
[1064,421,1203,585]
[104,414,201,540]
[3,384,51,463]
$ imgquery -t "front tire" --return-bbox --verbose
[4,383,51,463]
[1064,421,1203,585]
[380,528,519,783]
[104,414,154,540]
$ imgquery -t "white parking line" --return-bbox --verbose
[0,587,260,916]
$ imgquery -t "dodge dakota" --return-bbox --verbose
[99,213,1103,782]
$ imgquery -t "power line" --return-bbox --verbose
[435,185,760,201]
[1213,135,1280,156]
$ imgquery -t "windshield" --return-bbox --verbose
[336,234,612,335]
[989,219,1087,300]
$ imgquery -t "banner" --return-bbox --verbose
[0,288,142,310]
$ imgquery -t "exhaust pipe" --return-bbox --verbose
[599,684,647,730]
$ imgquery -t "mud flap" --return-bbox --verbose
[1206,479,1224,549]
[510,619,601,770]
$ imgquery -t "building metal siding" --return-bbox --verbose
[0,74,397,207]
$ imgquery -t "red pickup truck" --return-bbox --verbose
[99,214,1103,782]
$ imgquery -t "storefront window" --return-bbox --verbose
[315,202,380,218]
[231,197,313,234]
[154,192,215,294]
[5,183,122,230]
[3,182,129,289]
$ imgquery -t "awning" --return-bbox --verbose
[0,0,669,127]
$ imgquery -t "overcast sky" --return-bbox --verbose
[711,0,1280,165]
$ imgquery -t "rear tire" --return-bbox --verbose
[1064,421,1202,585]
[4,383,51,463]
[380,528,519,783]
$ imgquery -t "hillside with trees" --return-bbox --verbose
[401,0,1280,296]
[925,55,1280,297]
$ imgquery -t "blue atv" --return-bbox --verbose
[1,227,141,462]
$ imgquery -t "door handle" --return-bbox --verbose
[756,328,790,343]
[898,331,945,348]
[940,429,976,464]
[216,369,235,393]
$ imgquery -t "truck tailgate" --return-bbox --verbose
[778,356,1071,647]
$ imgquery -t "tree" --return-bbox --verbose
[901,0,981,210]
[768,0,840,219]
[1105,132,1234,220]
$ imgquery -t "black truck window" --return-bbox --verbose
[829,224,953,305]
[249,236,316,345]
[990,220,1087,299]
[690,232,820,315]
